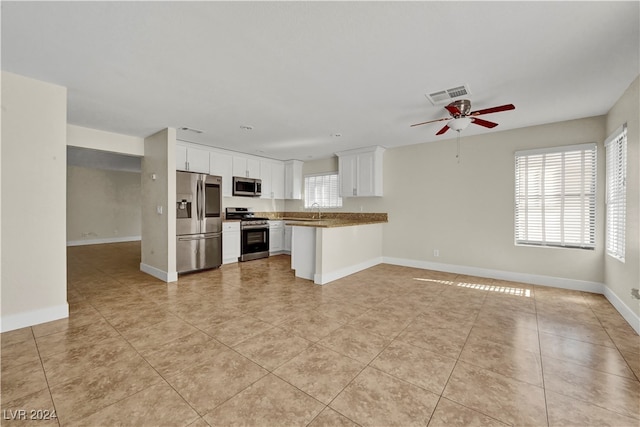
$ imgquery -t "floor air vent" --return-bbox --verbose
[425,84,472,105]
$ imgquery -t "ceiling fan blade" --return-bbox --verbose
[472,117,499,128]
[445,104,461,116]
[410,117,450,127]
[436,124,450,135]
[470,104,515,116]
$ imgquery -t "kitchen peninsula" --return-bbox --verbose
[262,212,388,285]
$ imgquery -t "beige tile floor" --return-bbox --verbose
[2,241,639,426]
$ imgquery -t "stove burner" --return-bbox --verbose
[226,208,270,227]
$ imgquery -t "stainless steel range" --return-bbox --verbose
[225,208,270,261]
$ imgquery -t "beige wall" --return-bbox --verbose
[605,76,640,320]
[1,71,68,331]
[384,117,607,283]
[141,128,177,281]
[67,166,141,244]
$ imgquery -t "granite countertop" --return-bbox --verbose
[283,218,387,228]
[261,212,388,228]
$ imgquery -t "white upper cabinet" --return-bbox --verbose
[284,160,303,200]
[260,160,272,199]
[336,146,385,197]
[271,162,285,199]
[210,151,233,197]
[176,143,210,173]
[233,155,260,178]
[176,145,187,171]
[338,154,358,197]
[188,147,211,173]
[176,142,293,200]
[261,160,286,199]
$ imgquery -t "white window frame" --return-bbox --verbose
[304,172,342,209]
[605,124,627,262]
[514,143,597,249]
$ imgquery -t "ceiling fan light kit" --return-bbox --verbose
[447,117,472,131]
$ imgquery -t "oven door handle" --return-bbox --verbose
[241,224,269,230]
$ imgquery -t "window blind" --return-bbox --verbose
[605,124,627,261]
[515,143,597,249]
[304,173,342,208]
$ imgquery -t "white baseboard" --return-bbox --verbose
[603,285,640,335]
[382,257,604,293]
[383,256,639,334]
[140,263,178,283]
[67,235,141,246]
[315,257,383,285]
[1,303,69,333]
[269,250,289,256]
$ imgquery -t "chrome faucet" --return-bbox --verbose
[311,202,322,220]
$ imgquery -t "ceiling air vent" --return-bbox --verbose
[179,127,203,134]
[425,84,472,105]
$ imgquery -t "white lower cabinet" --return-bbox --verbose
[269,221,284,254]
[284,225,292,253]
[222,222,240,264]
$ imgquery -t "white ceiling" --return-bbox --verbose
[2,1,638,161]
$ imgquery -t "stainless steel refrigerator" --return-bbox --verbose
[176,171,222,273]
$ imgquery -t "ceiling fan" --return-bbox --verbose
[411,99,515,135]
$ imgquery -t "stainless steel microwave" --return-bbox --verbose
[232,176,262,197]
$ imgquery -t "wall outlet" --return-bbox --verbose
[157,205,163,215]
[433,249,440,257]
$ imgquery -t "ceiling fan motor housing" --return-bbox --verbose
[449,99,471,117]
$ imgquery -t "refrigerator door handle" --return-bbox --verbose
[178,235,200,241]
[195,179,199,222]
[201,180,205,221]
[198,179,204,222]
[177,233,222,241]
[196,179,203,222]
[202,232,222,239]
